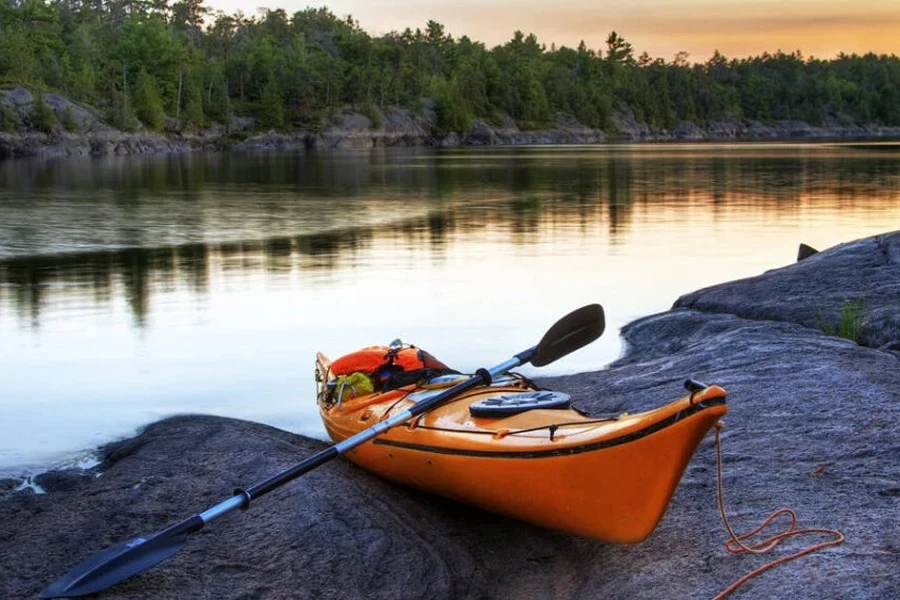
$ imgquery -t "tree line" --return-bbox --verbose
[1,0,899,134]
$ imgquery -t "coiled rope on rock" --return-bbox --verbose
[712,422,845,599]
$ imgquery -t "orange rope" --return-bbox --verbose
[711,422,845,600]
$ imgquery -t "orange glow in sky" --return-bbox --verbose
[206,0,900,62]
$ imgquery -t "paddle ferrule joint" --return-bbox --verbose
[233,488,252,510]
[487,357,522,379]
[198,494,247,524]
[475,368,492,386]
[514,346,537,365]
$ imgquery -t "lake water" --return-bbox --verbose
[1,143,898,477]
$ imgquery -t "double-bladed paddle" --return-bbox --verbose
[42,304,605,598]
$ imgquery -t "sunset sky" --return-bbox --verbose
[205,0,900,63]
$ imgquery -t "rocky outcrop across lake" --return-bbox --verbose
[0,129,199,159]
[233,107,439,151]
[610,110,900,142]
[0,88,201,159]
[2,231,899,599]
[233,109,605,151]
[231,109,900,150]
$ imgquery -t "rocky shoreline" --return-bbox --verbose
[2,230,898,599]
[3,87,900,159]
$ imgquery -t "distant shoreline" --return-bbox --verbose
[3,116,900,161]
[3,88,900,160]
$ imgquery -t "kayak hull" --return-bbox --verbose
[318,372,727,543]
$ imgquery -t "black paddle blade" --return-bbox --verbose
[531,304,605,367]
[41,532,187,598]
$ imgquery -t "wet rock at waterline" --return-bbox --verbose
[2,231,899,599]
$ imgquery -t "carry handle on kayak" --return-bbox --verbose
[41,304,605,598]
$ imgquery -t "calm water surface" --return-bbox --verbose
[1,144,899,476]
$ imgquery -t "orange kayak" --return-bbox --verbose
[316,354,727,543]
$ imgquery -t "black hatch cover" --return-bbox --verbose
[469,391,571,418]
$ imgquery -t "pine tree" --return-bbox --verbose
[257,76,285,129]
[205,74,233,127]
[107,88,139,132]
[0,103,18,133]
[132,69,166,131]
[30,92,58,133]
[182,76,206,128]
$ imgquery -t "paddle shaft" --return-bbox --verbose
[189,348,536,530]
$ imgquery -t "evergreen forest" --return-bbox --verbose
[2,0,900,133]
